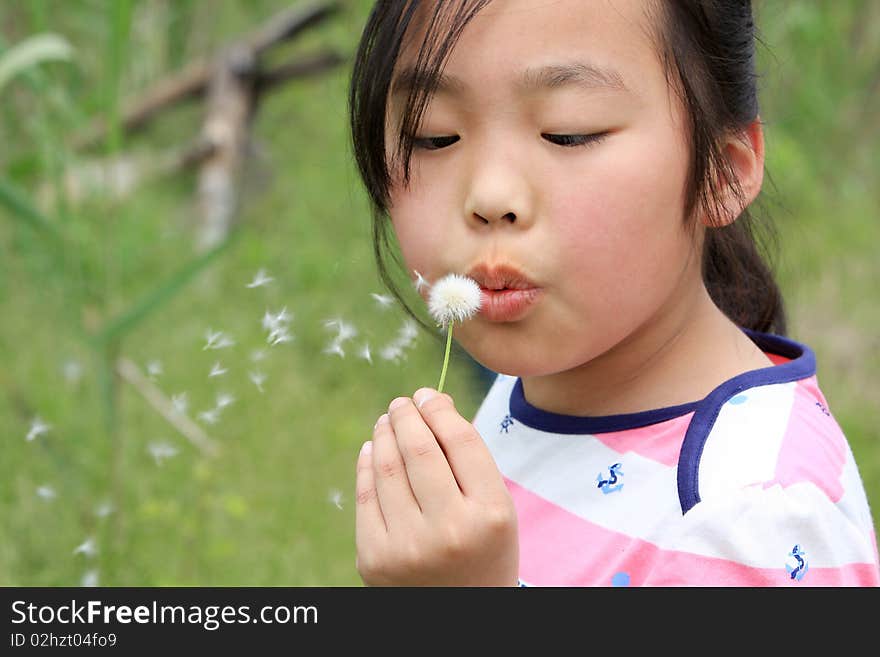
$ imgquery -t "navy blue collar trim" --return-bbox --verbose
[507,329,815,439]
[676,329,815,514]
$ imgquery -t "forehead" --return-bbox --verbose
[392,0,662,105]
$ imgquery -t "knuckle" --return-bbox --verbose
[405,438,436,459]
[450,425,481,447]
[484,504,517,535]
[376,456,403,479]
[355,484,377,506]
[437,524,467,560]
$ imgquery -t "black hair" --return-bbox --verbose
[348,0,787,336]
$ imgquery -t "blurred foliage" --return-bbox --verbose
[0,0,877,586]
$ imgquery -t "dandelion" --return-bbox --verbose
[26,417,51,442]
[246,268,274,288]
[370,292,395,310]
[328,488,344,510]
[81,569,99,587]
[148,441,179,466]
[209,361,227,378]
[73,537,98,558]
[171,392,189,415]
[146,360,163,378]
[427,273,482,393]
[249,370,266,392]
[36,485,56,501]
[358,343,373,364]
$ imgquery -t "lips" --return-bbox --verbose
[466,262,543,322]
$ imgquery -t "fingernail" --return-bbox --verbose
[374,414,389,429]
[388,397,409,411]
[360,440,372,456]
[413,388,436,409]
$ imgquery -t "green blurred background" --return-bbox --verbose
[1,1,877,586]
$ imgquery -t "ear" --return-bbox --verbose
[706,117,765,227]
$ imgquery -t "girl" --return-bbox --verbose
[348,0,880,586]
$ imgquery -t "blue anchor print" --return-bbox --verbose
[500,414,514,433]
[597,463,624,494]
[785,544,809,581]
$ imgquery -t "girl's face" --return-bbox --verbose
[386,0,702,378]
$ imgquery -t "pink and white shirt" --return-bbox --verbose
[472,329,880,586]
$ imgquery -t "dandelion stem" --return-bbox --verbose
[436,324,454,393]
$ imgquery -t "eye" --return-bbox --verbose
[542,133,609,148]
[411,135,460,151]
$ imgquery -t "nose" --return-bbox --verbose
[464,151,533,229]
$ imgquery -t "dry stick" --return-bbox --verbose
[116,357,219,458]
[71,0,342,150]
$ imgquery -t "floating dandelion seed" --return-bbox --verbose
[398,319,419,344]
[379,344,404,363]
[209,361,227,378]
[324,341,345,358]
[148,441,179,466]
[26,417,51,442]
[249,370,266,392]
[94,501,114,518]
[370,292,395,309]
[81,569,99,587]
[146,360,163,378]
[36,485,56,501]
[203,329,234,350]
[198,409,220,425]
[246,268,274,288]
[427,274,482,393]
[250,349,266,362]
[73,537,98,558]
[328,488,344,510]
[268,328,293,346]
[62,359,83,384]
[215,392,235,410]
[171,392,189,415]
[359,343,373,364]
[413,269,430,293]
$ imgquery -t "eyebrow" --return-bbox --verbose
[390,61,630,100]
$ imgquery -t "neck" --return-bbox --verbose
[521,285,772,417]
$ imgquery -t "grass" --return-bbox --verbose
[0,1,877,586]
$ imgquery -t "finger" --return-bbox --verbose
[387,396,461,517]
[371,410,421,532]
[355,440,387,553]
[412,388,506,501]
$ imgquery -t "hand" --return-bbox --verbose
[355,387,519,586]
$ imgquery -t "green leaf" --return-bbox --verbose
[0,33,74,92]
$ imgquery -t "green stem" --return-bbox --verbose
[436,323,454,393]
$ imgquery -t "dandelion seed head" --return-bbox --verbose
[427,274,482,327]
